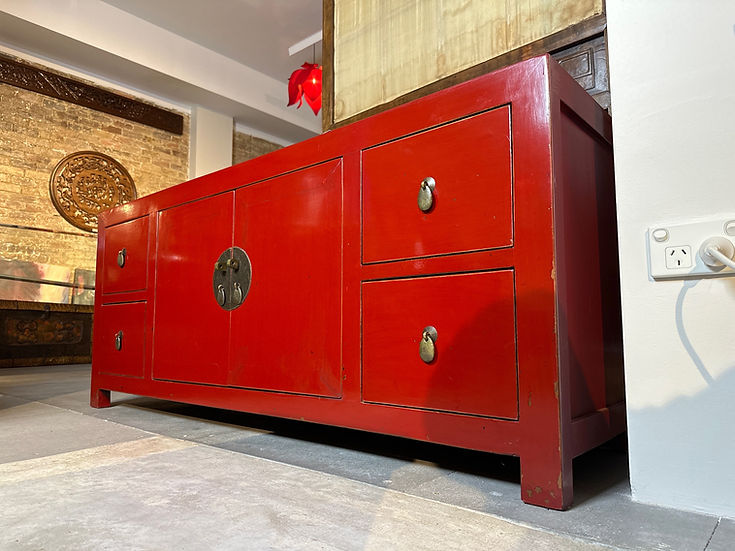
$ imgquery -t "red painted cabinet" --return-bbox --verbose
[153,192,233,385]
[92,301,146,378]
[362,270,517,419]
[151,161,343,393]
[362,106,513,263]
[91,56,625,510]
[101,216,148,295]
[229,161,343,396]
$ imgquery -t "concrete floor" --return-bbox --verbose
[0,365,731,550]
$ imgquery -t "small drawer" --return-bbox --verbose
[362,106,512,263]
[362,270,517,419]
[102,216,149,294]
[93,301,146,378]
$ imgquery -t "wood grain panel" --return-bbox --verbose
[332,0,603,123]
[551,35,610,110]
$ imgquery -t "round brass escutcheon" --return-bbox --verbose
[212,247,252,311]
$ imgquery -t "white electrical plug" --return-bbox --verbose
[699,237,735,270]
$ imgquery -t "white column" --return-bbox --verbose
[189,106,233,179]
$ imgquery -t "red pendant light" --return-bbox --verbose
[287,62,322,116]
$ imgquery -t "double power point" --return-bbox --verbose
[648,217,735,280]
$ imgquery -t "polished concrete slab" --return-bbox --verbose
[706,518,735,551]
[0,440,608,551]
[0,365,730,550]
[0,399,146,463]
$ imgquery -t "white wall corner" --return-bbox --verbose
[607,0,735,519]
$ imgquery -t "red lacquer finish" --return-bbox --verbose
[362,106,513,263]
[90,55,625,510]
[101,216,149,295]
[92,301,146,378]
[230,161,343,396]
[362,270,517,419]
[152,192,233,385]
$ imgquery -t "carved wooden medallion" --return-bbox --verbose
[49,151,137,232]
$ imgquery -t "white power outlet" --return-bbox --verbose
[648,217,735,280]
[664,246,692,269]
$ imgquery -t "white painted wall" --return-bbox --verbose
[607,0,735,518]
[190,106,233,179]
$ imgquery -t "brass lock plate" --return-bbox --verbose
[212,247,252,311]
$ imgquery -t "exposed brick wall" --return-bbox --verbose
[232,131,281,165]
[0,75,189,275]
[0,57,285,304]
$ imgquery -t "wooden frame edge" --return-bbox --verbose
[322,0,336,133]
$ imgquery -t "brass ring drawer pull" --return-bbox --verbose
[417,177,436,212]
[419,326,438,363]
[232,281,243,306]
[117,248,127,268]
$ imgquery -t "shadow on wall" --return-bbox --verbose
[628,277,735,516]
[628,364,735,517]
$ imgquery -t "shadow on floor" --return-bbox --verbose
[116,394,628,504]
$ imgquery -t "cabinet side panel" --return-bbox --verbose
[554,105,624,419]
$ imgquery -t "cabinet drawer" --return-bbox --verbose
[362,270,517,419]
[362,106,512,263]
[93,301,146,378]
[102,216,149,294]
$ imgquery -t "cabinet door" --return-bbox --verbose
[152,192,233,385]
[230,160,342,397]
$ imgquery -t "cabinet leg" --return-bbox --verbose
[90,388,111,409]
[520,454,573,510]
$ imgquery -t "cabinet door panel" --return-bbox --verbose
[230,161,342,397]
[152,192,233,385]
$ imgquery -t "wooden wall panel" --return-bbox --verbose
[551,34,610,110]
[332,0,603,124]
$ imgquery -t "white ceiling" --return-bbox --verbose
[101,0,323,82]
[0,0,323,144]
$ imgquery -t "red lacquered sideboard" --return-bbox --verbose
[91,55,625,510]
